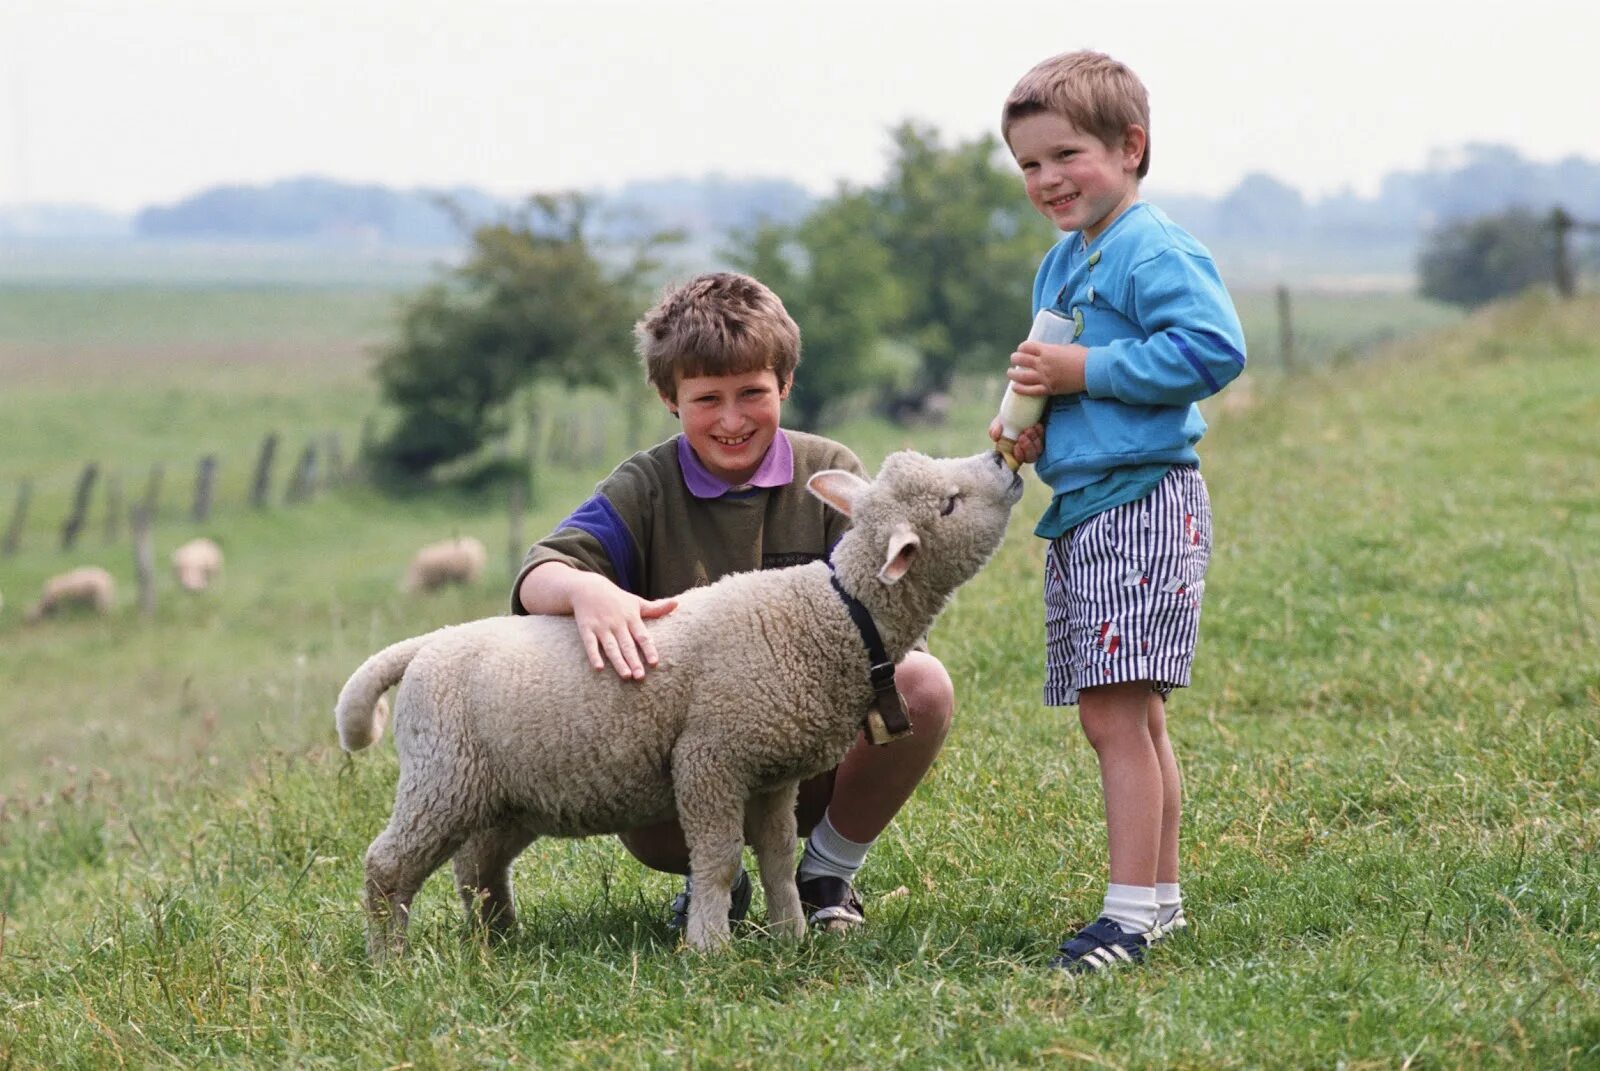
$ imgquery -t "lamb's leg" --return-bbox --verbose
[745,781,804,939]
[673,764,746,952]
[452,822,537,939]
[363,803,469,962]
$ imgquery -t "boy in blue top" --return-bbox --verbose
[989,50,1246,972]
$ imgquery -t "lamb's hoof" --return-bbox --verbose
[683,927,732,953]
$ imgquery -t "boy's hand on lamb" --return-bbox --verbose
[1009,340,1088,397]
[570,579,678,679]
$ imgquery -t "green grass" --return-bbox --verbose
[1,290,1597,1067]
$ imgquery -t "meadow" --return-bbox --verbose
[0,280,1595,1068]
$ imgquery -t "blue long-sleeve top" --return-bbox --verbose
[1030,202,1246,521]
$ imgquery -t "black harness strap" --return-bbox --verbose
[828,567,912,744]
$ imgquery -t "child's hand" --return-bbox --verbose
[568,574,678,680]
[1009,340,1088,397]
[987,416,1045,465]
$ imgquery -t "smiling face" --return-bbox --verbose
[1008,111,1145,242]
[664,368,789,486]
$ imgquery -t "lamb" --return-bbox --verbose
[26,566,116,623]
[402,536,487,593]
[172,537,224,592]
[335,450,1022,958]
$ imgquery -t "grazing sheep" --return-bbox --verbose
[336,450,1022,958]
[172,537,224,592]
[402,536,487,593]
[26,566,116,623]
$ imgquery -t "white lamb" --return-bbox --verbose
[402,536,487,593]
[25,566,116,623]
[335,450,1022,958]
[172,537,224,592]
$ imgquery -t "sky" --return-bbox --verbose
[3,0,1598,214]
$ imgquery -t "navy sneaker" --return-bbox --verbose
[666,869,753,933]
[1147,906,1188,944]
[797,873,866,932]
[1049,916,1149,973]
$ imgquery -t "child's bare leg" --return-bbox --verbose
[1145,693,1182,885]
[1078,681,1161,888]
[824,651,953,842]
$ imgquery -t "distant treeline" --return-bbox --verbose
[5,140,1597,253]
[1156,143,1600,251]
[130,175,816,247]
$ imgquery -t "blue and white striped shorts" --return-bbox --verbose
[1044,465,1212,706]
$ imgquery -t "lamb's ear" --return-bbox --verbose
[878,522,920,585]
[807,469,870,518]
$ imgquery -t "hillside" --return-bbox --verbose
[1,293,1596,1067]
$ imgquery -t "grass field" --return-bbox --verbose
[1,285,1595,1067]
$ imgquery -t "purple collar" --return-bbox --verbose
[678,429,794,499]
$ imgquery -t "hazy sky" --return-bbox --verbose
[4,0,1597,213]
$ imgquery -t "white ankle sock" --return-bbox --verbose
[798,812,872,882]
[1102,883,1159,935]
[1156,882,1183,925]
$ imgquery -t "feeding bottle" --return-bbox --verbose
[994,306,1075,470]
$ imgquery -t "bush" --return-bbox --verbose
[1417,209,1554,308]
[369,194,666,479]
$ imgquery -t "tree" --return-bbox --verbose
[370,194,669,478]
[1417,209,1553,308]
[727,189,907,430]
[868,123,1048,396]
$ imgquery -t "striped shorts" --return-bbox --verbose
[1044,465,1212,706]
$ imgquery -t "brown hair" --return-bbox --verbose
[1002,50,1151,179]
[635,272,801,398]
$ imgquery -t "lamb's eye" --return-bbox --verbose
[940,494,960,517]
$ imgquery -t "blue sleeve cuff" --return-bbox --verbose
[557,494,640,595]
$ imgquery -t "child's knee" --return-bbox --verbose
[1077,683,1155,748]
[897,652,954,741]
[617,822,690,875]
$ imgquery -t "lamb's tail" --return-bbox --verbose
[334,634,433,751]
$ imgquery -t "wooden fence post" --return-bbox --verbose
[507,470,526,584]
[251,432,279,508]
[1276,284,1296,374]
[324,432,345,487]
[1551,207,1575,299]
[193,455,217,521]
[140,463,164,526]
[286,441,319,503]
[131,504,156,619]
[524,398,542,508]
[353,416,376,482]
[61,462,100,551]
[2,479,31,557]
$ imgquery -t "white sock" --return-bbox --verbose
[1156,882,1183,925]
[797,812,872,883]
[1102,883,1159,936]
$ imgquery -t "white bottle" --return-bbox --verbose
[995,306,1076,470]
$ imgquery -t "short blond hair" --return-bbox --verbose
[1002,50,1151,179]
[635,272,801,398]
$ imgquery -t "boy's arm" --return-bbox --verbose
[518,561,676,679]
[1082,250,1247,406]
[511,458,675,680]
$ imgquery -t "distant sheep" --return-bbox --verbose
[26,566,116,623]
[403,536,487,593]
[336,450,1022,958]
[172,538,224,592]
